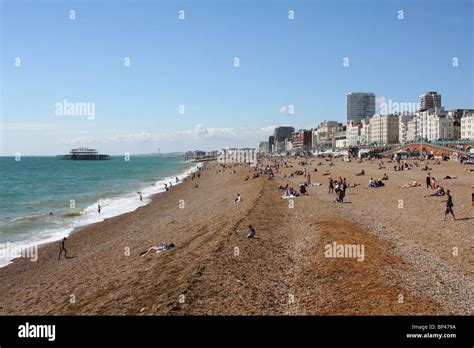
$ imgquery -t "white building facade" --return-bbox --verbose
[399,113,416,144]
[460,111,474,140]
[369,114,399,145]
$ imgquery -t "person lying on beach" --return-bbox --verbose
[424,186,445,197]
[247,225,256,238]
[355,170,365,176]
[235,193,242,202]
[348,183,360,188]
[399,181,420,188]
[140,242,175,257]
[443,175,457,180]
[322,170,331,176]
[278,184,289,190]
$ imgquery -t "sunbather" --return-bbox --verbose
[140,243,176,257]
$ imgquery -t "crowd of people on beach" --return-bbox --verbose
[55,152,471,262]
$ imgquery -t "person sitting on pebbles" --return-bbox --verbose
[247,225,256,238]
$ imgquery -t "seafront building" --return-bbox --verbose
[312,121,344,151]
[359,119,371,145]
[419,91,442,112]
[460,111,474,140]
[334,130,347,149]
[346,121,362,147]
[273,126,295,142]
[346,92,376,124]
[257,92,471,152]
[368,114,399,145]
[268,136,275,153]
[416,108,456,142]
[258,141,269,154]
[399,113,416,144]
[292,130,312,152]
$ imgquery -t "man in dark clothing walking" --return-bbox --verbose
[58,237,70,260]
[443,190,456,221]
[426,172,432,189]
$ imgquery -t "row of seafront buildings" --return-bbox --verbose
[258,91,474,154]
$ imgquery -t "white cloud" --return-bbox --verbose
[61,124,275,149]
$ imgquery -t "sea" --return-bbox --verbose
[0,155,198,267]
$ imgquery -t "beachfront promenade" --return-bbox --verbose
[0,158,472,315]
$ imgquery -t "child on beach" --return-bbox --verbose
[235,193,242,203]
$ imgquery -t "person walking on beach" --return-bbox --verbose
[138,192,143,201]
[342,177,347,199]
[328,177,334,194]
[444,190,456,221]
[98,204,101,214]
[426,172,432,189]
[58,237,69,260]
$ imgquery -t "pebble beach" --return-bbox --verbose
[0,157,472,315]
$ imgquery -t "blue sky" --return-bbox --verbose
[1,0,473,155]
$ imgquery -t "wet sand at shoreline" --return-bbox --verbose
[0,158,472,315]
